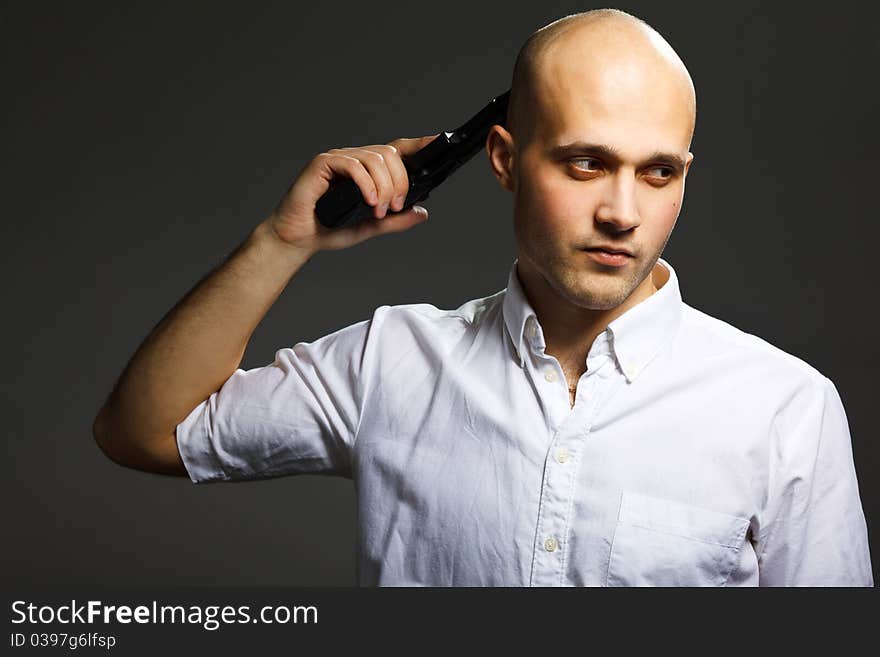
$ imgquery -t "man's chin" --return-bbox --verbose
[553,270,633,311]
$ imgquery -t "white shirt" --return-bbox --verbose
[176,257,873,586]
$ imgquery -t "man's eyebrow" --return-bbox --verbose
[548,141,687,172]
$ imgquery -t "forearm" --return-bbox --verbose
[95,219,315,460]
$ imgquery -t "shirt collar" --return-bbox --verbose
[502,256,683,383]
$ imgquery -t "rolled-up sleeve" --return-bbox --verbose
[175,305,388,484]
[756,374,873,586]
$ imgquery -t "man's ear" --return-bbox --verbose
[684,151,694,177]
[486,125,516,193]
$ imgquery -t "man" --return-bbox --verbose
[93,9,873,586]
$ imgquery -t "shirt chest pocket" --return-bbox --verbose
[604,491,750,587]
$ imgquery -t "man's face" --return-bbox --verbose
[492,36,695,313]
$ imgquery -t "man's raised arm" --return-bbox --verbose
[93,135,437,476]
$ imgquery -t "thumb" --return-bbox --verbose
[371,204,429,234]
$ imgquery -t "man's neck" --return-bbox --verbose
[517,259,665,371]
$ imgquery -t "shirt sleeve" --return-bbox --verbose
[174,305,388,484]
[755,374,874,586]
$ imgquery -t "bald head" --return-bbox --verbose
[507,8,696,149]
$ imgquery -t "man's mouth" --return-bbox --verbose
[584,245,634,256]
[583,248,633,267]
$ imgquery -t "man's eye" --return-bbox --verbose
[648,167,673,179]
[570,158,601,172]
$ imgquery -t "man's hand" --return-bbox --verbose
[264,134,439,253]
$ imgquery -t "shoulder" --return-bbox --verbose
[306,289,505,362]
[355,289,506,361]
[374,288,505,332]
[677,302,831,393]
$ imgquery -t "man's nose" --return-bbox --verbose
[594,174,640,231]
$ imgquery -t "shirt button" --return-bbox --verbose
[544,537,558,552]
[555,449,570,464]
[544,370,557,382]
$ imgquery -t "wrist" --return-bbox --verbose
[251,219,317,264]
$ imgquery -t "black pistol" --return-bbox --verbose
[315,89,510,230]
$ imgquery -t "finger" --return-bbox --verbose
[347,148,395,219]
[315,152,378,206]
[388,133,441,158]
[360,205,429,238]
[363,144,409,212]
[322,204,428,251]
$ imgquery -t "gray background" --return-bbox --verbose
[3,0,877,586]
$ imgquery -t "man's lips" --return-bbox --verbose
[584,245,634,257]
[583,248,633,267]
